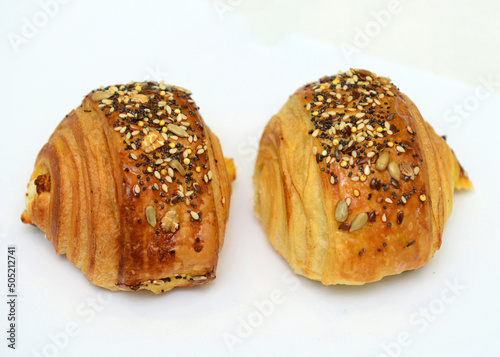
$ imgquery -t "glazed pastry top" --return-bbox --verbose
[295,69,428,238]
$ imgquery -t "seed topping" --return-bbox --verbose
[145,206,157,227]
[350,212,368,232]
[376,152,390,171]
[91,81,213,234]
[335,199,349,222]
[301,69,426,231]
[388,161,401,181]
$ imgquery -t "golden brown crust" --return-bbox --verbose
[22,81,233,293]
[254,69,472,285]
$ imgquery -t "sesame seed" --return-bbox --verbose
[190,211,200,220]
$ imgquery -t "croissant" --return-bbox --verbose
[21,81,235,293]
[254,69,472,285]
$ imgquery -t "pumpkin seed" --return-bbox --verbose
[376,152,390,171]
[387,113,396,121]
[169,159,186,176]
[146,206,157,227]
[335,199,348,222]
[350,212,368,232]
[388,161,401,180]
[167,124,189,138]
[91,91,113,101]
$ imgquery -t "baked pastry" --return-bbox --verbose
[254,69,472,285]
[21,81,235,293]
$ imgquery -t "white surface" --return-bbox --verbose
[0,1,499,356]
[209,0,500,88]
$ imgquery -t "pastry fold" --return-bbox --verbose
[254,69,472,285]
[22,82,234,293]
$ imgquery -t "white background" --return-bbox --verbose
[1,1,499,356]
